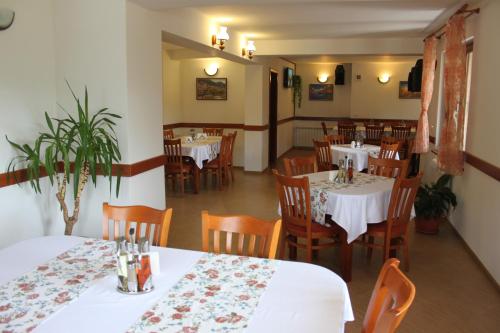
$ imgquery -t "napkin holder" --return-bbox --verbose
[116,237,156,295]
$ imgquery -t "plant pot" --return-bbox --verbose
[415,217,443,234]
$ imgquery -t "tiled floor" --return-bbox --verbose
[166,150,500,333]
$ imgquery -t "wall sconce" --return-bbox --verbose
[317,73,329,83]
[204,63,219,76]
[242,40,256,59]
[212,26,229,51]
[377,73,391,84]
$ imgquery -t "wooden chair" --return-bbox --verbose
[102,203,172,247]
[273,170,340,263]
[203,134,232,190]
[338,124,357,143]
[313,139,333,171]
[201,211,282,259]
[381,136,398,146]
[362,258,416,333]
[391,125,412,141]
[324,134,345,145]
[283,155,317,176]
[321,121,329,136]
[364,124,385,145]
[228,131,237,182]
[379,142,401,160]
[163,129,174,140]
[164,138,195,194]
[360,174,422,272]
[203,128,223,136]
[368,156,409,179]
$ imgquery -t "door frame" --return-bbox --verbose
[268,69,279,167]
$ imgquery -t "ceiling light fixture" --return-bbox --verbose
[204,63,219,76]
[317,73,329,83]
[212,26,229,51]
[242,40,256,59]
[377,73,391,84]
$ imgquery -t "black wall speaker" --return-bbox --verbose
[335,65,345,85]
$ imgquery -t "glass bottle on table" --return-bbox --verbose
[347,159,354,183]
[337,159,345,183]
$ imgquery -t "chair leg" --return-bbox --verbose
[279,230,287,260]
[366,236,374,261]
[230,166,235,182]
[217,168,223,190]
[403,240,410,272]
[306,238,313,263]
[312,239,319,259]
[179,174,184,194]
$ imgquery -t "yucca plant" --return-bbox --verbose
[6,83,122,235]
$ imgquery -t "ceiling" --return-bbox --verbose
[133,0,465,40]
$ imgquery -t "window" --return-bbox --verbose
[435,38,474,149]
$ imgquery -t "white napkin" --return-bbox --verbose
[181,136,193,144]
[196,133,207,140]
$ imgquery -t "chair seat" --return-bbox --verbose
[366,221,407,237]
[165,163,192,174]
[287,221,340,238]
[204,158,224,169]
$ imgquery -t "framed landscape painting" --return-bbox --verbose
[196,78,227,100]
[398,81,421,99]
[309,84,334,101]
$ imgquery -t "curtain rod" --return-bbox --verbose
[424,4,480,41]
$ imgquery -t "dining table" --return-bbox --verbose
[0,236,354,333]
[306,171,396,282]
[331,144,381,171]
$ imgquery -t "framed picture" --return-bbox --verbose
[196,78,227,100]
[309,84,334,101]
[398,81,421,99]
[283,67,294,88]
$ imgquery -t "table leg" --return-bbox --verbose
[193,166,200,194]
[339,229,352,283]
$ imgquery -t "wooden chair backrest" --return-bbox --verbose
[338,124,357,142]
[203,128,223,136]
[273,170,312,234]
[391,125,412,140]
[163,129,174,140]
[102,203,172,247]
[313,139,333,171]
[362,258,416,333]
[365,125,385,141]
[321,121,328,136]
[325,134,345,145]
[283,155,317,176]
[202,211,282,259]
[229,131,237,163]
[379,142,401,160]
[164,138,183,168]
[381,136,398,146]
[383,175,422,255]
[368,156,409,179]
[218,134,233,164]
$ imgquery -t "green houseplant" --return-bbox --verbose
[6,83,122,235]
[292,74,302,108]
[414,174,457,234]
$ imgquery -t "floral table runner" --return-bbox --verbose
[0,239,116,332]
[310,173,384,224]
[127,253,278,333]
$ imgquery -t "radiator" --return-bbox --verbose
[294,127,325,147]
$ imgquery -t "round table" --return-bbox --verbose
[331,144,380,171]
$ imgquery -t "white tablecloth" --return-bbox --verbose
[0,236,354,333]
[307,171,395,243]
[331,144,381,171]
[181,137,221,169]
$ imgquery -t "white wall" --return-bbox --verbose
[296,63,351,118]
[422,0,500,283]
[163,49,182,124]
[350,61,420,120]
[0,0,59,247]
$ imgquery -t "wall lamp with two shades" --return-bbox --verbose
[212,26,230,51]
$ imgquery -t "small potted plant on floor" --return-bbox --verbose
[414,174,457,234]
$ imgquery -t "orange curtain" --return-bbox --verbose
[438,15,467,175]
[414,37,438,154]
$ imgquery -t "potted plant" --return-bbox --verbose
[292,74,302,108]
[6,83,122,235]
[414,174,457,234]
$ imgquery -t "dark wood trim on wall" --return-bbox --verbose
[428,135,499,181]
[277,116,295,125]
[163,123,244,130]
[244,124,269,131]
[293,116,418,127]
[0,154,167,189]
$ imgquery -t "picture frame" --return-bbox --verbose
[398,81,421,99]
[309,84,334,101]
[196,78,227,100]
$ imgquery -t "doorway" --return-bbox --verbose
[268,70,278,167]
